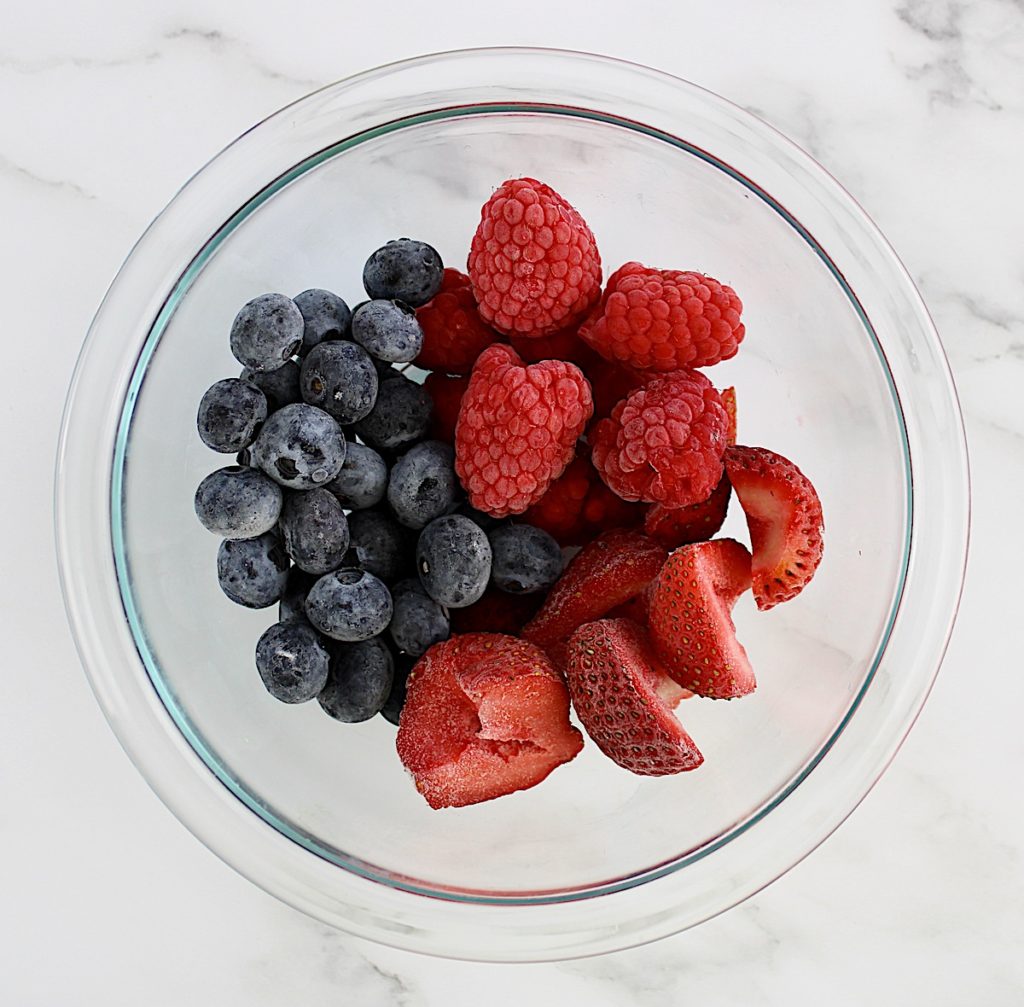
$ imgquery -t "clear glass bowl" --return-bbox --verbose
[55,48,969,961]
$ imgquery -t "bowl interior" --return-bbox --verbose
[117,108,907,899]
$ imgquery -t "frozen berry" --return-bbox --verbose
[325,442,388,510]
[388,579,450,657]
[416,514,491,609]
[386,440,459,530]
[318,636,395,722]
[305,568,393,642]
[229,293,303,372]
[196,378,267,453]
[278,566,317,623]
[379,652,415,726]
[351,300,424,364]
[256,621,330,703]
[353,371,432,452]
[423,372,469,442]
[240,360,302,412]
[346,509,410,583]
[294,288,351,354]
[488,524,563,594]
[299,340,378,424]
[279,488,350,575]
[415,268,499,373]
[363,238,444,308]
[216,532,289,609]
[251,403,347,490]
[194,465,282,539]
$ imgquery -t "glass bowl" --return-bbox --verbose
[55,48,969,961]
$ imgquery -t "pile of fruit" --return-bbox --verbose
[194,177,824,809]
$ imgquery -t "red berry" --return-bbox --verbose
[586,356,645,423]
[449,587,543,636]
[644,475,732,548]
[724,445,824,610]
[509,325,600,367]
[590,369,728,508]
[415,268,499,374]
[647,539,755,700]
[565,619,702,775]
[454,344,593,517]
[395,633,583,809]
[579,261,744,371]
[722,386,738,445]
[423,371,470,443]
[468,178,602,338]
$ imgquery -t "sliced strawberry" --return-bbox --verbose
[722,386,738,445]
[644,475,732,548]
[647,539,755,699]
[724,445,824,610]
[522,529,668,667]
[449,586,543,636]
[565,619,702,775]
[423,371,470,443]
[396,633,583,809]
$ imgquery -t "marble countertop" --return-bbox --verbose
[4,0,1022,1002]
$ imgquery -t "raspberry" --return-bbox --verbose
[579,261,744,371]
[590,369,728,508]
[509,326,601,367]
[415,268,499,373]
[423,371,470,443]
[454,344,593,517]
[468,178,602,338]
[586,356,644,423]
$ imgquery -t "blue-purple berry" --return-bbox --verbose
[351,299,423,363]
[353,371,432,452]
[318,636,394,723]
[326,441,388,510]
[305,568,393,642]
[256,621,330,703]
[197,378,268,453]
[488,523,563,594]
[388,579,449,656]
[387,440,458,530]
[299,340,378,424]
[240,360,302,412]
[229,293,303,372]
[251,403,347,489]
[347,509,410,583]
[363,239,444,308]
[216,533,290,608]
[416,515,491,608]
[294,288,351,354]
[194,465,282,538]
[279,488,350,575]
[278,566,318,623]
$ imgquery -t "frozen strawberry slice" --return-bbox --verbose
[724,445,824,610]
[647,539,755,699]
[565,619,702,775]
[396,633,583,809]
[722,386,738,445]
[449,586,543,636]
[644,475,732,548]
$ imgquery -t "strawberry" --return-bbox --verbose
[647,539,755,699]
[644,475,732,548]
[449,586,543,636]
[523,529,668,667]
[396,633,583,809]
[722,386,738,445]
[724,445,824,610]
[565,619,702,775]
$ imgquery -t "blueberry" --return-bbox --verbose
[387,440,458,530]
[379,652,416,726]
[318,636,394,723]
[346,509,410,583]
[279,488,350,575]
[305,568,393,641]
[452,502,505,533]
[240,360,302,412]
[255,621,330,703]
[372,358,403,381]
[196,378,268,453]
[351,299,424,364]
[250,403,347,490]
[363,238,444,307]
[299,340,378,424]
[194,465,282,538]
[353,371,432,452]
[279,566,318,623]
[294,288,351,354]
[325,441,388,510]
[388,579,449,656]
[488,523,564,594]
[229,293,304,372]
[416,515,491,608]
[216,532,290,608]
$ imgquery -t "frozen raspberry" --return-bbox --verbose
[415,268,499,373]
[586,356,645,423]
[590,369,727,508]
[468,178,602,338]
[424,372,470,443]
[454,344,593,517]
[580,261,744,371]
[509,326,600,367]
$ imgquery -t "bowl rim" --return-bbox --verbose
[55,46,970,961]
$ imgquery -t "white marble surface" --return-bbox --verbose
[3,0,1023,1001]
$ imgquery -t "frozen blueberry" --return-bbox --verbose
[216,532,290,608]
[305,568,393,642]
[194,465,282,538]
[229,293,303,372]
[351,299,424,364]
[325,441,388,510]
[353,371,432,452]
[379,652,416,726]
[416,515,491,608]
[363,238,444,307]
[279,488,350,575]
[294,288,351,354]
[318,636,394,723]
[255,621,330,703]
[240,360,302,412]
[279,566,318,623]
[388,579,449,657]
[452,502,504,533]
[372,358,402,381]
[251,403,347,490]
[346,509,410,583]
[387,440,458,530]
[299,340,378,424]
[196,378,268,453]
[488,523,564,594]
